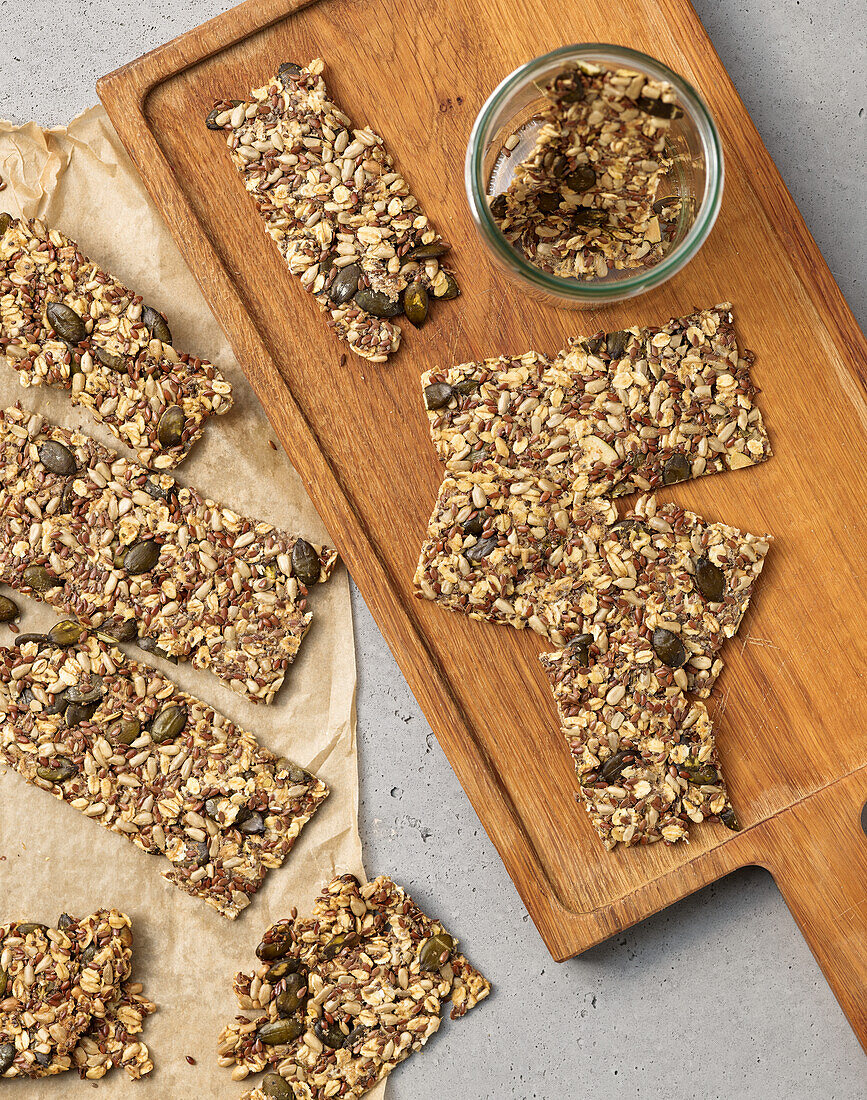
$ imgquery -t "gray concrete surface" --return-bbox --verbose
[4,2,866,1097]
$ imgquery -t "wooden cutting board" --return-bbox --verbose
[98,0,867,1048]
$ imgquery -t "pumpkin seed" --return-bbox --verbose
[424,382,453,410]
[567,632,594,668]
[124,540,161,575]
[236,809,265,835]
[652,627,687,668]
[353,287,402,318]
[0,595,19,622]
[0,969,6,997]
[101,618,138,643]
[537,191,563,213]
[321,931,360,960]
[14,633,48,647]
[405,241,451,261]
[0,212,12,235]
[151,705,186,744]
[452,378,476,396]
[636,95,682,120]
[265,958,303,982]
[328,263,361,305]
[0,1042,14,1074]
[66,701,100,726]
[278,62,303,82]
[291,539,321,585]
[142,305,172,344]
[262,1073,293,1100]
[606,330,631,359]
[721,806,741,831]
[274,971,308,1016]
[57,913,75,929]
[464,536,497,562]
[462,515,484,537]
[489,193,507,219]
[682,763,719,785]
[36,758,76,783]
[94,346,127,373]
[187,840,210,866]
[109,717,141,746]
[662,453,691,485]
[22,565,62,592]
[258,1018,304,1046]
[157,405,185,449]
[573,208,608,229]
[38,440,77,476]
[67,676,104,704]
[136,636,178,664]
[403,282,429,327]
[563,166,596,193]
[205,100,241,129]
[48,620,84,646]
[17,923,46,935]
[694,556,725,602]
[43,688,70,717]
[46,301,87,345]
[257,927,291,961]
[599,749,638,782]
[314,1018,346,1049]
[419,932,454,970]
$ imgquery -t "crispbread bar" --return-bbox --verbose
[209,58,458,363]
[0,632,328,919]
[0,215,232,469]
[218,874,490,1097]
[0,406,338,703]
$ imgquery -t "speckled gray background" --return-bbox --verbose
[4,2,866,1097]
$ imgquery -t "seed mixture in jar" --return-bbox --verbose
[490,63,681,280]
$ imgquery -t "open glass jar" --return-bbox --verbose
[464,44,723,307]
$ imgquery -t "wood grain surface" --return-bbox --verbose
[97,0,867,1048]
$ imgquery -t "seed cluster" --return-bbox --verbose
[208,59,458,363]
[217,874,489,1099]
[0,632,329,918]
[0,216,232,469]
[491,64,680,280]
[0,909,154,1080]
[0,406,337,703]
[415,305,773,848]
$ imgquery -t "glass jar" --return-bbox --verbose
[464,43,723,308]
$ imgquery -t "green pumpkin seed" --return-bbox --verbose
[261,1072,293,1100]
[22,565,62,592]
[682,763,719,785]
[100,618,138,643]
[46,301,87,346]
[606,330,631,359]
[257,927,291,961]
[462,515,484,537]
[150,705,186,744]
[599,749,639,783]
[65,701,100,726]
[452,378,477,396]
[694,556,725,602]
[0,212,12,236]
[136,636,178,664]
[278,62,302,82]
[403,282,429,327]
[291,539,321,585]
[236,809,265,835]
[563,166,596,193]
[157,405,185,449]
[205,99,241,129]
[265,958,303,982]
[353,287,402,318]
[67,676,103,704]
[142,305,172,344]
[48,619,84,646]
[0,1042,14,1074]
[109,717,141,746]
[537,191,563,213]
[652,627,687,668]
[113,545,128,570]
[94,346,127,373]
[419,931,455,971]
[489,193,507,219]
[43,688,70,717]
[38,440,77,476]
[124,540,161,575]
[662,453,691,485]
[274,971,308,1016]
[635,95,682,120]
[573,208,608,229]
[187,840,210,866]
[258,1018,304,1046]
[0,595,19,623]
[321,931,360,960]
[464,536,497,562]
[16,923,46,936]
[0,969,6,998]
[567,632,594,668]
[57,913,75,929]
[328,263,361,305]
[36,758,76,783]
[405,241,451,261]
[14,633,48,647]
[314,1018,346,1050]
[424,382,453,410]
[721,806,741,832]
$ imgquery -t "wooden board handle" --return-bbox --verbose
[764,770,867,1052]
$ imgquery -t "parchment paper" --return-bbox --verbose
[0,107,384,1100]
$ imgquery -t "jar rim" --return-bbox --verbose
[464,43,724,303]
